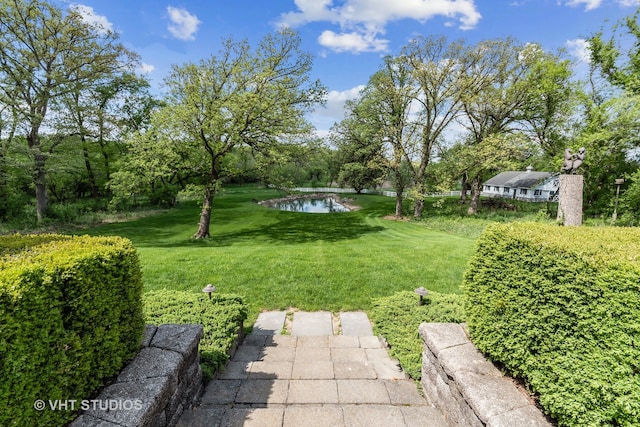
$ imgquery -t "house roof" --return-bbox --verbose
[484,170,552,189]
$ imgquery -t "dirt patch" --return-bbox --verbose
[383,215,411,221]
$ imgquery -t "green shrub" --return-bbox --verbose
[463,222,640,426]
[143,290,248,382]
[369,290,465,379]
[0,234,144,427]
[0,233,72,256]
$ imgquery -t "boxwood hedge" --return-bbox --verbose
[143,290,248,382]
[463,223,640,426]
[0,234,144,427]
[370,290,465,380]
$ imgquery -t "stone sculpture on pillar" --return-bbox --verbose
[557,147,586,226]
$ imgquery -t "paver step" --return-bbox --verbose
[255,310,375,337]
[176,311,451,427]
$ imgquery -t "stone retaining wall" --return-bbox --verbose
[70,324,204,427]
[419,323,552,427]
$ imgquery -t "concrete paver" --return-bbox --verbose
[252,311,286,335]
[337,379,390,404]
[259,345,296,362]
[200,380,241,405]
[217,361,251,380]
[342,405,406,427]
[248,361,293,379]
[287,380,339,404]
[340,311,374,336]
[292,360,334,379]
[178,311,451,427]
[283,405,344,427]
[331,347,367,362]
[333,360,377,379]
[235,379,289,404]
[221,407,284,427]
[291,311,333,336]
[329,335,360,348]
[359,335,383,349]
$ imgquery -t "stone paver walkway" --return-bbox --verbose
[177,311,449,427]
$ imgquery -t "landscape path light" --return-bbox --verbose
[414,287,429,306]
[202,284,217,300]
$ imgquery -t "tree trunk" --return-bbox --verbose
[0,148,7,219]
[460,173,468,204]
[193,181,216,239]
[413,182,426,218]
[395,192,403,217]
[467,175,481,215]
[33,149,47,222]
[393,167,404,217]
[82,138,99,198]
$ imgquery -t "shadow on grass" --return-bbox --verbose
[166,212,385,247]
[85,194,392,247]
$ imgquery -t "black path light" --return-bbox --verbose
[414,287,429,306]
[202,284,217,300]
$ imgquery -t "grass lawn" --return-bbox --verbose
[83,185,477,326]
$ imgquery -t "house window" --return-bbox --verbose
[503,187,510,193]
[493,186,499,192]
[520,188,528,195]
[534,189,542,196]
[483,185,489,191]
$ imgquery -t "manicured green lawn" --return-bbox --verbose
[85,185,476,326]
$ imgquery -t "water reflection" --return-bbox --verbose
[271,197,350,213]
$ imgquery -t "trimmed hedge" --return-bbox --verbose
[463,223,640,426]
[0,234,144,427]
[143,290,248,382]
[370,290,465,379]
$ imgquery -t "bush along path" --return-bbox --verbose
[177,311,449,427]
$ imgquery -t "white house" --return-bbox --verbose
[481,166,559,202]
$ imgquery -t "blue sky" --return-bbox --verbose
[61,0,639,137]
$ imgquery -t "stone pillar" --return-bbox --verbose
[556,174,583,226]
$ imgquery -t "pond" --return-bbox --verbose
[268,197,351,213]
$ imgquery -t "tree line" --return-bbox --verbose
[331,25,640,221]
[1,0,640,237]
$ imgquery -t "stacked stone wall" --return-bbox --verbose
[70,324,204,427]
[420,323,552,427]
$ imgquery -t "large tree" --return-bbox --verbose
[589,8,640,95]
[458,39,539,214]
[331,95,387,193]
[0,0,137,221]
[367,57,418,217]
[131,29,325,238]
[56,72,158,198]
[519,47,578,160]
[582,10,640,215]
[400,36,470,218]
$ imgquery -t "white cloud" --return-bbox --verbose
[167,6,201,41]
[139,63,155,74]
[70,4,113,34]
[327,85,366,105]
[566,38,591,63]
[315,85,365,119]
[278,0,481,53]
[278,0,339,27]
[310,85,366,137]
[318,30,388,53]
[565,0,602,10]
[563,0,639,9]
